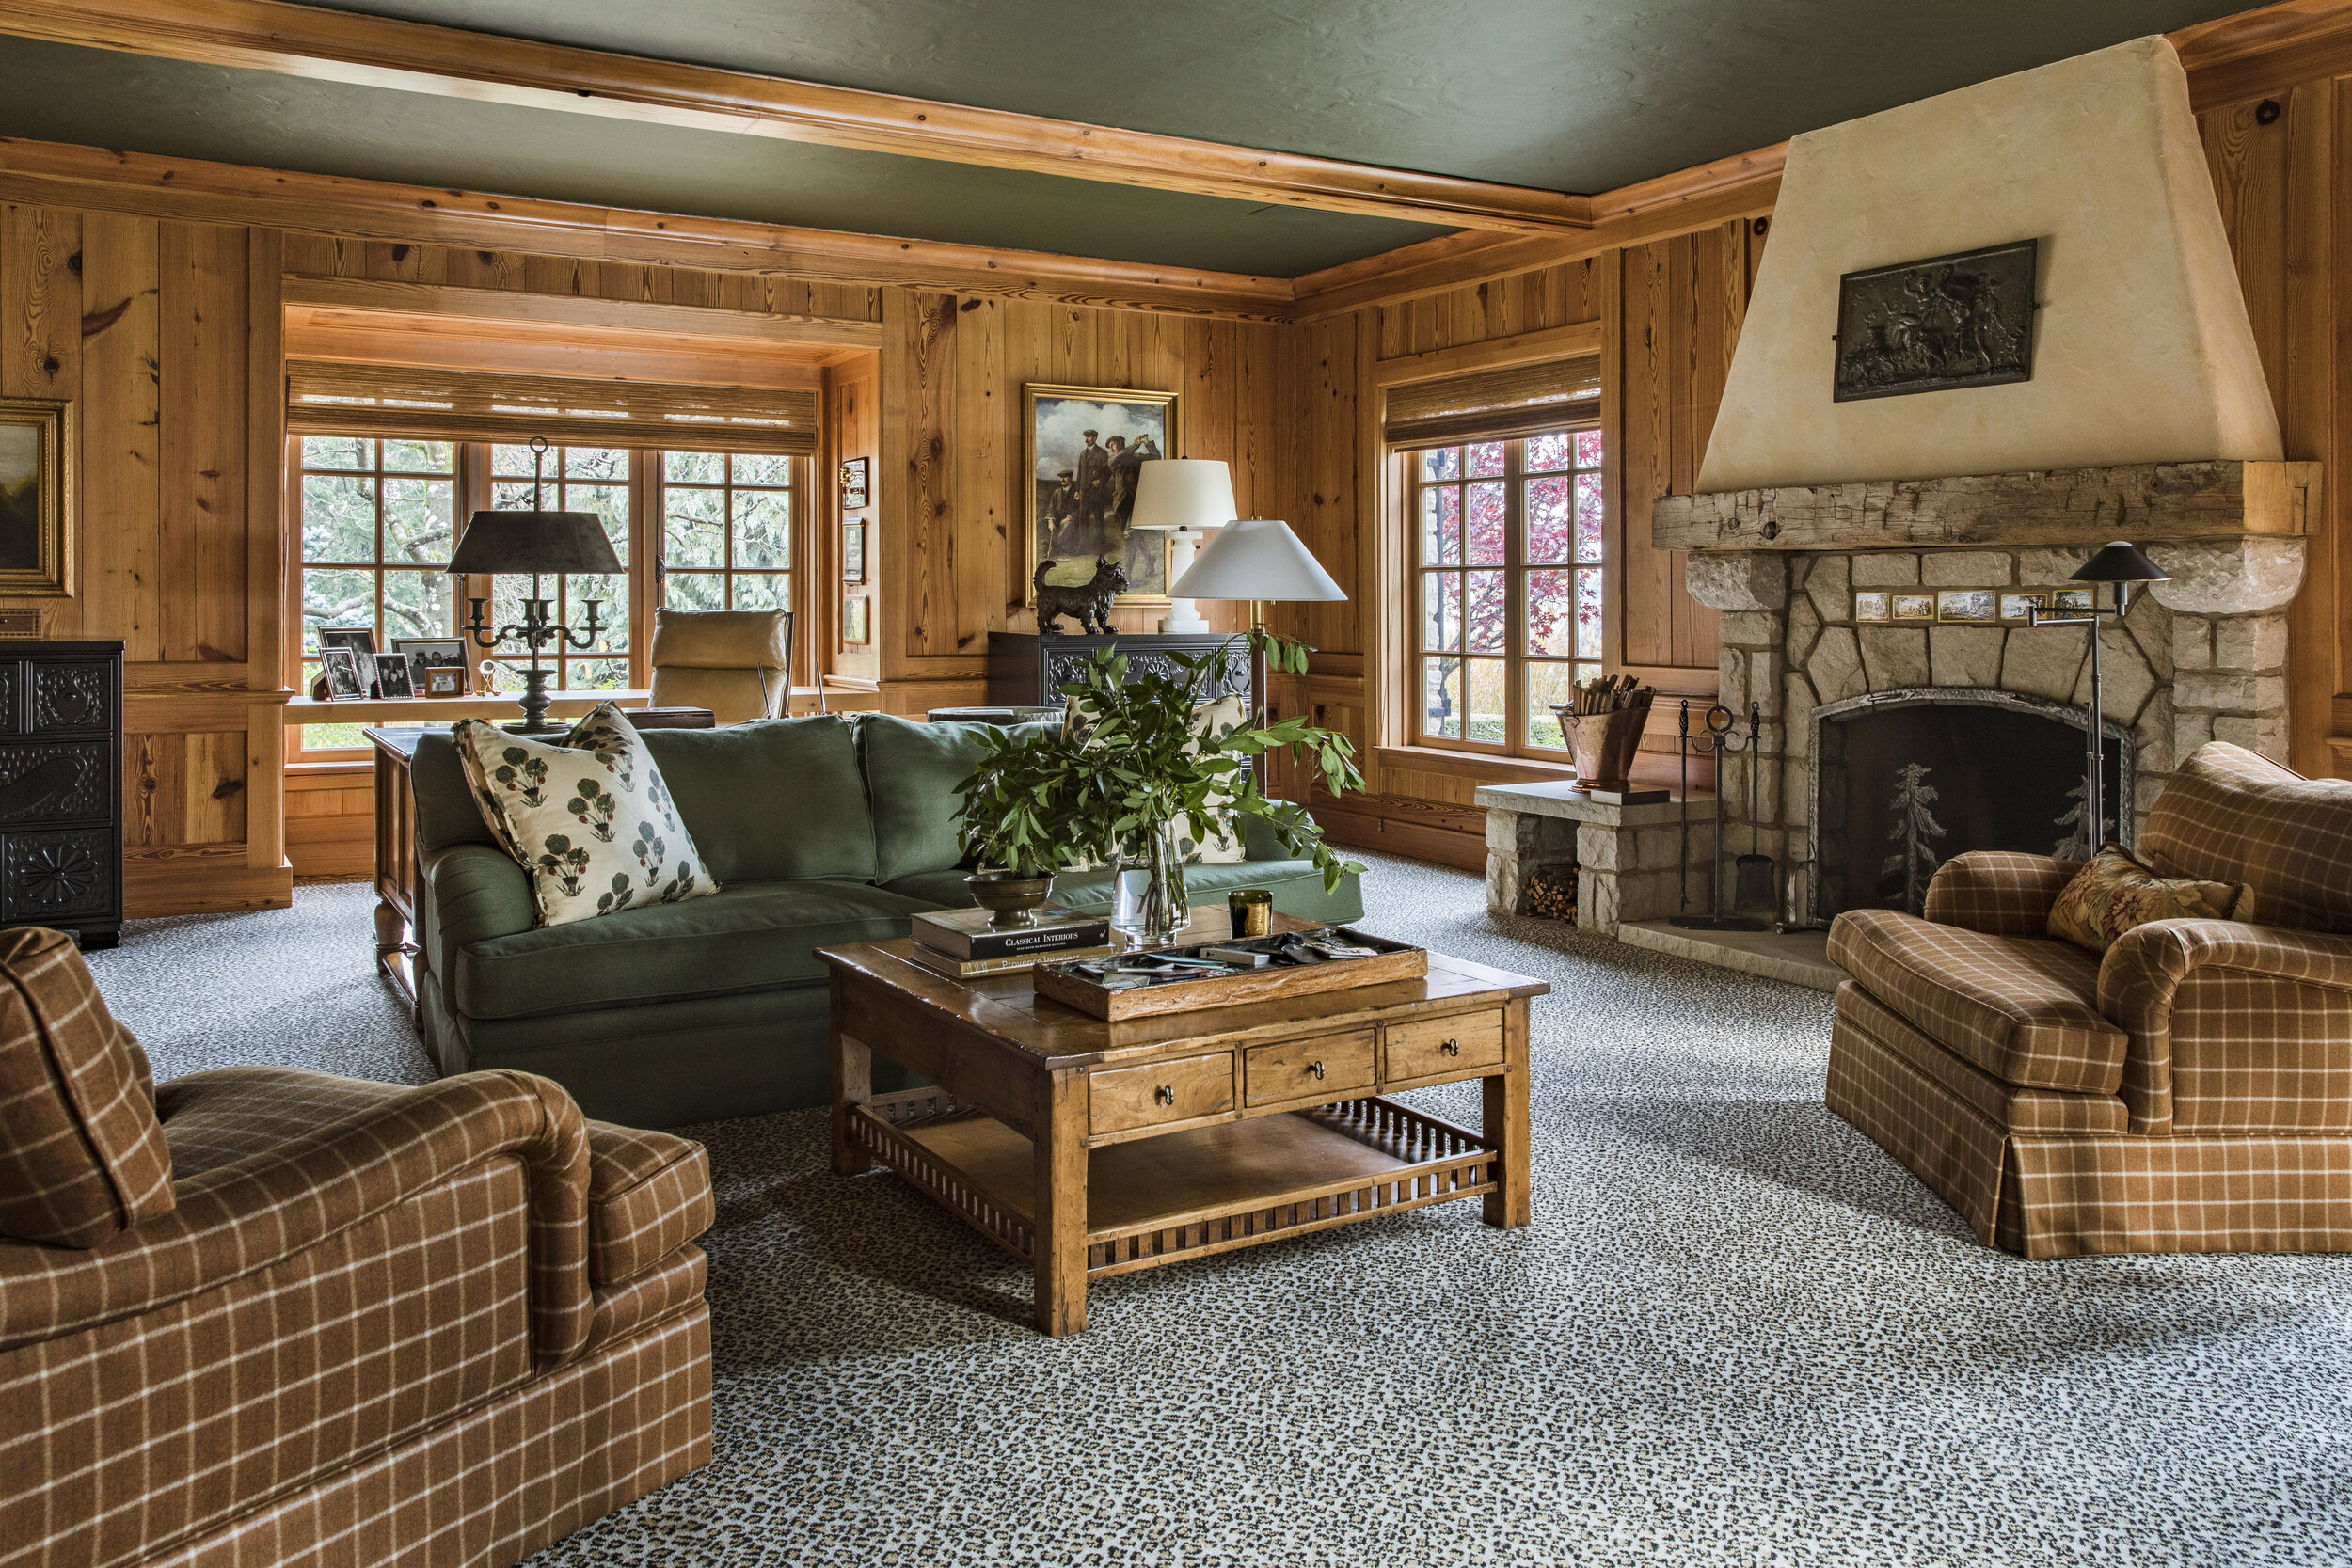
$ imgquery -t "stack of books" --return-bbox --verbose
[906,905,1115,979]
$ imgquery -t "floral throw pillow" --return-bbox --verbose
[2046,843,2247,954]
[453,704,718,927]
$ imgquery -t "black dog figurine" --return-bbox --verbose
[1033,556,1128,634]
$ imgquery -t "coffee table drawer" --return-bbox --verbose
[1383,1012,1504,1083]
[1090,1051,1234,1135]
[1245,1029,1375,1107]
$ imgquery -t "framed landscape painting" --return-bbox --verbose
[0,397,73,597]
[1023,383,1178,608]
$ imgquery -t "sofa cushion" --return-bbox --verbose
[584,1119,713,1286]
[1828,907,2126,1094]
[642,716,878,885]
[453,705,717,927]
[856,715,1052,884]
[2046,843,2246,953]
[2142,740,2352,933]
[452,879,932,1020]
[0,927,175,1247]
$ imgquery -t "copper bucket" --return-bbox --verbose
[1554,705,1647,789]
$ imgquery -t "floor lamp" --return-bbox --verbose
[2025,539,2169,851]
[1168,518,1347,719]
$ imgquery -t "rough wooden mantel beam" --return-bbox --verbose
[1652,460,2324,551]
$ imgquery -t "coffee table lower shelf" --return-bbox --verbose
[849,1092,1501,1278]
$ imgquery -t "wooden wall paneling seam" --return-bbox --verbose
[158,221,249,667]
[1356,307,1388,790]
[78,211,160,660]
[0,0,1590,236]
[0,141,1295,322]
[1598,248,1626,680]
[246,224,286,871]
[2282,76,2336,777]
[950,293,1000,657]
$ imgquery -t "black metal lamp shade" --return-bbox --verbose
[2072,540,2169,584]
[447,510,623,577]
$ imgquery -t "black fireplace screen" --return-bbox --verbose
[1813,695,2123,919]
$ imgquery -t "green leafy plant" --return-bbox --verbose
[954,629,1366,894]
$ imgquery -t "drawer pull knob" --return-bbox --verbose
[1440,1037,1460,1057]
[1154,1085,1176,1106]
[1309,1060,1326,1080]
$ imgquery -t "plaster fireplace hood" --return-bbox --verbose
[1640,36,2322,928]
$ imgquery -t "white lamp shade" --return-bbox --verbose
[1168,517,1347,602]
[1127,459,1237,531]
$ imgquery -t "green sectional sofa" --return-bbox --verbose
[409,712,1364,1128]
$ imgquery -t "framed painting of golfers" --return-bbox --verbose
[0,397,73,597]
[1023,384,1177,609]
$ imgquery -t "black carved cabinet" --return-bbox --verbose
[988,632,1251,708]
[0,641,123,949]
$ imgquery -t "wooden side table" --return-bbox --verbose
[823,938,1546,1336]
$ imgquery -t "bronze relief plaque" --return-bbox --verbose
[1833,240,2037,403]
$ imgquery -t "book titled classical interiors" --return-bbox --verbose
[910,905,1111,961]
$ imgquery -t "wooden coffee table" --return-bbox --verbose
[821,929,1548,1336]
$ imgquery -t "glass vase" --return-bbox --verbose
[1111,820,1189,946]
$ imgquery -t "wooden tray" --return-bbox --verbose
[1032,927,1427,1021]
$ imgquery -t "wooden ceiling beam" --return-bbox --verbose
[0,0,1591,235]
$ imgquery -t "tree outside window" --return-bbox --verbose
[1413,428,1603,754]
[296,436,457,751]
[660,451,792,613]
[484,444,632,693]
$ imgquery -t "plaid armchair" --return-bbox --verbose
[1825,742,2352,1258]
[0,928,713,1568]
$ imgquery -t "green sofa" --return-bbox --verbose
[409,712,1364,1127]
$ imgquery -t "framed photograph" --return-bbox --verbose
[0,397,72,597]
[425,667,465,697]
[319,626,379,695]
[374,652,418,699]
[1936,589,1997,624]
[842,520,866,584]
[1835,239,2037,403]
[1852,593,1890,623]
[394,637,471,695]
[838,456,869,512]
[1999,592,2048,622]
[1890,593,1936,622]
[2052,587,2096,610]
[842,594,870,645]
[1023,383,1178,607]
[319,646,366,701]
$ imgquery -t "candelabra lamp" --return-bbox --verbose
[445,436,625,734]
[2026,539,2169,850]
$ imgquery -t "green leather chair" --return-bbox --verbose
[409,713,1364,1127]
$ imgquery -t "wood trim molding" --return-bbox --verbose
[280,277,885,343]
[282,307,832,389]
[0,0,1590,236]
[1372,322,1604,384]
[0,138,1296,321]
[2172,0,2352,110]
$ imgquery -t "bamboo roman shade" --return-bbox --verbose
[285,360,818,455]
[1383,355,1601,448]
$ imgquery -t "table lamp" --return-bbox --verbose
[446,436,625,733]
[2026,539,2169,852]
[1127,459,1237,633]
[1168,517,1346,713]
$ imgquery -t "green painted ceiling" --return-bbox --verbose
[0,1,2256,277]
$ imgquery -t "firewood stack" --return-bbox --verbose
[1522,863,1579,923]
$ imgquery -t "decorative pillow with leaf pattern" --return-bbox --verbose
[2046,842,2248,954]
[453,704,719,927]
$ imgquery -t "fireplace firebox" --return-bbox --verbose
[1810,688,2129,920]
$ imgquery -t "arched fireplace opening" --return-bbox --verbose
[1808,688,2130,920]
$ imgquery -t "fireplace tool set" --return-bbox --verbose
[1672,699,1774,933]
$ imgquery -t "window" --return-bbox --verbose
[297,436,459,751]
[483,443,634,695]
[1413,428,1603,753]
[659,451,793,613]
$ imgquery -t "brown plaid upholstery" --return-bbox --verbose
[1923,851,2082,940]
[1,1060,710,1568]
[2141,741,2352,933]
[2099,919,2352,1134]
[0,929,174,1248]
[1829,740,2352,1256]
[1828,909,2125,1093]
[584,1120,714,1288]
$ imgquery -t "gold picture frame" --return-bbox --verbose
[1022,382,1178,608]
[0,396,74,597]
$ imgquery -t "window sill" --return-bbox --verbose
[1375,746,1576,784]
